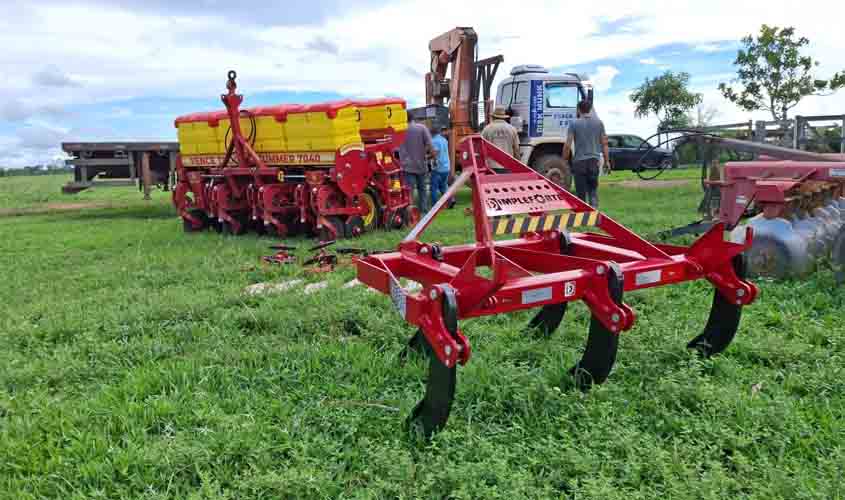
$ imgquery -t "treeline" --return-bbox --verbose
[0,165,73,177]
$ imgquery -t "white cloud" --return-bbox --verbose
[694,43,729,53]
[590,66,621,92]
[639,58,658,65]
[2,0,845,165]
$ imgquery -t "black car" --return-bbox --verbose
[607,134,675,171]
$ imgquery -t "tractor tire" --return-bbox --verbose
[360,190,382,231]
[318,216,346,241]
[533,154,572,192]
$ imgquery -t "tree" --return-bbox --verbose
[686,105,720,129]
[719,25,845,122]
[630,71,702,130]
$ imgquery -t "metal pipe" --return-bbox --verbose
[707,136,838,162]
[404,169,473,243]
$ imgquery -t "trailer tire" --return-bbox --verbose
[533,154,572,192]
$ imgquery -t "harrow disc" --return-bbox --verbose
[834,229,845,284]
[687,254,747,357]
[570,264,624,388]
[407,286,458,438]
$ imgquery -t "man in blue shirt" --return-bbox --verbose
[429,126,451,207]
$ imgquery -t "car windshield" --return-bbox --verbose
[624,136,652,149]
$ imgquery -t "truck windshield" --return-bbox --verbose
[545,83,579,108]
[500,81,528,107]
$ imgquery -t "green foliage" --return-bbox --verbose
[630,71,702,131]
[719,25,845,121]
[1,174,844,498]
[0,165,72,177]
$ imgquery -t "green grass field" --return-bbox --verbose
[1,172,843,499]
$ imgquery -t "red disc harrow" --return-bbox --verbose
[356,136,759,437]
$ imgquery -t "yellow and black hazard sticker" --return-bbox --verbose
[490,211,600,235]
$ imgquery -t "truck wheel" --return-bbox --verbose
[533,154,572,192]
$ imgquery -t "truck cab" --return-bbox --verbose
[495,65,593,188]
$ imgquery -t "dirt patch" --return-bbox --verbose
[0,202,122,217]
[609,179,693,189]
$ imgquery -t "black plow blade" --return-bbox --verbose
[407,342,456,438]
[687,254,748,357]
[526,303,568,337]
[570,264,624,388]
[526,232,572,338]
[406,286,459,439]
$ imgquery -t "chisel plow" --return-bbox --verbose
[356,136,759,437]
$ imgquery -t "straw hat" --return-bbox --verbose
[491,106,509,120]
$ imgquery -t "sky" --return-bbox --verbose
[2,0,844,167]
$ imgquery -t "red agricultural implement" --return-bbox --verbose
[656,133,845,280]
[356,136,759,437]
[172,71,415,239]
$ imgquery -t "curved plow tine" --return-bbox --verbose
[688,254,748,357]
[399,329,431,360]
[526,303,568,337]
[570,265,623,389]
[408,343,456,438]
[406,286,459,439]
[525,232,572,337]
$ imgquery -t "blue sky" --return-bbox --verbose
[2,0,844,166]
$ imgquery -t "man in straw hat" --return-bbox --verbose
[481,106,520,171]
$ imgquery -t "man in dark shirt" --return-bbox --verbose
[563,101,609,208]
[399,118,434,212]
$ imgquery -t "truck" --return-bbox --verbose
[496,64,594,189]
[417,28,593,190]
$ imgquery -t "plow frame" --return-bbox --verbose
[358,135,758,368]
[356,135,760,437]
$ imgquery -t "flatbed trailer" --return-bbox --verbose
[61,141,179,198]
